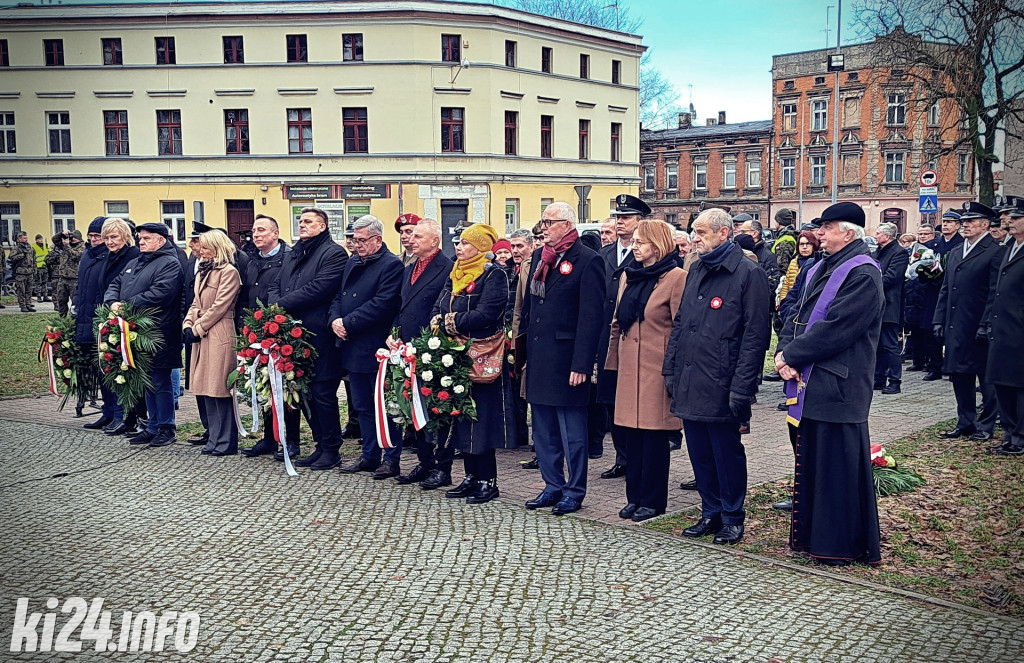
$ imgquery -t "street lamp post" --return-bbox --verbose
[830,0,843,204]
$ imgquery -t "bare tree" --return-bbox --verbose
[495,0,682,130]
[853,0,1024,204]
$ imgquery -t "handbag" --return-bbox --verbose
[462,331,505,384]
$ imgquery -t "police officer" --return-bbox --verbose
[987,198,1024,455]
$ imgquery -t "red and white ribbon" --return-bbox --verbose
[374,348,396,449]
[402,345,429,432]
[43,342,59,397]
[267,358,297,477]
[114,316,136,368]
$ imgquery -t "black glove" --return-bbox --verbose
[933,323,944,342]
[729,391,752,422]
[975,325,988,342]
[665,377,675,401]
[182,328,196,345]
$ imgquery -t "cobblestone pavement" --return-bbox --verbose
[1,419,1021,662]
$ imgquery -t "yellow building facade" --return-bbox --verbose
[0,0,643,251]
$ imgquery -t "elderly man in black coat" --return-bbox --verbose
[775,202,883,566]
[389,218,456,488]
[873,222,910,394]
[933,202,1004,443]
[76,217,118,428]
[269,207,348,470]
[331,215,405,479]
[520,201,605,516]
[664,208,770,546]
[104,223,185,448]
[987,199,1024,455]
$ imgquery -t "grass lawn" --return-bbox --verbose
[0,312,53,396]
[645,419,1024,617]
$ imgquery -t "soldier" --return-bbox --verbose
[52,230,85,316]
[9,231,37,312]
[33,233,50,302]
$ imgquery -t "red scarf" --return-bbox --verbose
[410,249,439,285]
[530,228,579,298]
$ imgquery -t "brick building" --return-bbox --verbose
[772,37,972,233]
[640,113,772,229]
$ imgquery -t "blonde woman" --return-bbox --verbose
[184,230,242,456]
[607,220,687,522]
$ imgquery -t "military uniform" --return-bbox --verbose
[32,237,50,301]
[50,231,85,316]
[9,238,36,311]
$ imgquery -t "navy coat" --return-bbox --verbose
[986,242,1024,387]
[663,244,770,422]
[876,239,910,326]
[73,242,109,345]
[394,251,454,341]
[103,240,185,369]
[269,232,348,382]
[777,240,883,424]
[520,239,605,408]
[933,233,1002,374]
[242,242,290,310]
[328,243,404,375]
[595,241,636,404]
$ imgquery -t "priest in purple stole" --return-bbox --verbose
[774,202,884,566]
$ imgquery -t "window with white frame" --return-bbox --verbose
[47,111,71,154]
[105,201,129,217]
[811,100,827,131]
[0,202,21,246]
[694,162,707,189]
[811,155,827,185]
[782,103,797,130]
[723,161,736,188]
[644,165,655,191]
[928,101,941,126]
[0,112,14,153]
[747,160,761,188]
[161,200,186,243]
[541,197,553,216]
[886,92,906,126]
[51,202,75,233]
[504,199,519,235]
[666,163,678,191]
[782,157,796,187]
[884,152,905,182]
[957,153,969,182]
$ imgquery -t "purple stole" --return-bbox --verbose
[785,254,878,427]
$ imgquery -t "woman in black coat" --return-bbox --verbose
[431,224,516,505]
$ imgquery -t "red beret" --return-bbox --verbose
[394,213,422,231]
[491,239,512,253]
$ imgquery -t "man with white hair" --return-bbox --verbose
[775,201,884,565]
[873,221,910,394]
[519,201,605,516]
[664,208,770,545]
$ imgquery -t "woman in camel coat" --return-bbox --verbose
[184,230,242,456]
[607,219,687,522]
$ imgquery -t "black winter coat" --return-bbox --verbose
[269,232,348,382]
[595,241,636,404]
[663,244,770,422]
[328,243,404,375]
[242,242,290,310]
[933,233,1002,374]
[73,243,109,345]
[103,241,185,369]
[393,251,454,341]
[986,243,1024,387]
[876,239,910,326]
[902,238,941,328]
[776,240,883,424]
[753,240,782,294]
[521,239,605,408]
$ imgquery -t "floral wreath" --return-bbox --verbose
[39,315,98,411]
[93,304,163,411]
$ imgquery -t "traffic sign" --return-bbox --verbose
[920,169,938,187]
[919,195,938,213]
[919,186,938,196]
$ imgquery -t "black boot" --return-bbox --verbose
[274,442,301,462]
[465,479,499,504]
[84,414,113,430]
[294,447,323,467]
[445,475,477,498]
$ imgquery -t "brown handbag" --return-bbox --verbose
[462,331,505,384]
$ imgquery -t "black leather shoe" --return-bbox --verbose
[371,460,399,480]
[465,479,499,504]
[294,448,323,467]
[338,456,378,474]
[128,430,156,446]
[103,421,128,435]
[679,479,698,490]
[188,434,210,446]
[273,443,300,462]
[712,524,744,545]
[123,422,146,437]
[420,470,452,490]
[682,517,721,538]
[618,503,639,519]
[200,448,213,455]
[588,451,604,460]
[241,439,276,457]
[939,427,975,439]
[991,442,1024,456]
[148,428,176,447]
[526,491,561,510]
[600,464,626,479]
[881,382,901,394]
[395,464,432,484]
[763,370,782,382]
[84,415,114,430]
[922,372,943,381]
[211,449,237,457]
[519,456,539,470]
[631,507,664,522]
[445,475,477,498]
[340,423,362,439]
[668,438,682,451]
[969,431,993,442]
[310,449,342,470]
[551,497,582,516]
[772,499,794,511]
[815,557,851,567]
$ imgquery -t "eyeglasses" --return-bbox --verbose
[540,218,569,228]
[352,236,380,246]
[628,238,650,247]
[798,241,813,246]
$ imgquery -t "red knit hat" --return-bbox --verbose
[491,239,512,253]
[394,213,422,231]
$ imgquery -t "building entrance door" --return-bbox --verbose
[440,199,469,258]
[226,200,255,246]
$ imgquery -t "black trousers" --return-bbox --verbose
[307,377,343,452]
[682,420,747,526]
[909,325,942,373]
[261,405,301,445]
[587,399,609,458]
[463,449,497,481]
[951,371,997,435]
[198,396,238,454]
[619,427,670,512]
[413,428,454,474]
[995,385,1024,449]
[874,322,902,384]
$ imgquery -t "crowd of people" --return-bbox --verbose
[35,189,1024,568]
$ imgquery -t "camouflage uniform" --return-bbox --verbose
[51,231,85,316]
[9,239,36,311]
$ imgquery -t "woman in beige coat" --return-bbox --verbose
[184,230,242,456]
[607,220,687,522]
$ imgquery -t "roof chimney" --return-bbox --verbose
[678,112,692,129]
[718,111,726,125]
[706,118,716,126]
